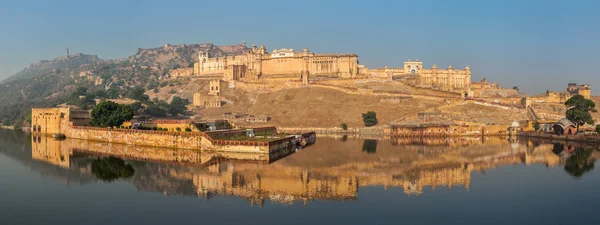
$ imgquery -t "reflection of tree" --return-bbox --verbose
[362,139,377,154]
[341,135,347,142]
[564,149,595,178]
[91,157,135,182]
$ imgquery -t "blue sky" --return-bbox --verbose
[1,0,598,95]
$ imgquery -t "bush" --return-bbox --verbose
[596,125,600,134]
[185,127,192,132]
[340,123,348,130]
[152,127,158,131]
[2,118,11,126]
[533,121,540,131]
[176,127,182,132]
[361,111,378,127]
[12,120,22,130]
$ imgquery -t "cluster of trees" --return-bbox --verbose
[91,101,134,128]
[138,96,189,118]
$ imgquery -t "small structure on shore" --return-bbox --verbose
[553,118,576,136]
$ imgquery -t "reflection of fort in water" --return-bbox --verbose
[29,135,597,206]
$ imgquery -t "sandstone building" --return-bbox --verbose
[169,43,360,81]
[193,79,224,108]
[534,83,592,104]
[31,108,91,135]
[365,59,471,90]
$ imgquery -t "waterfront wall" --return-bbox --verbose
[389,124,509,137]
[278,126,385,135]
[519,131,600,143]
[60,126,309,154]
[65,126,214,150]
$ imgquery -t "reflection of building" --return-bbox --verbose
[31,135,71,168]
[193,169,358,206]
[401,166,472,195]
[26,134,593,206]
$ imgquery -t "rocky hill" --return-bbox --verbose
[0,42,249,124]
[130,42,248,69]
[2,54,104,83]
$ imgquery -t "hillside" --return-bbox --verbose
[130,42,248,69]
[199,86,443,127]
[0,42,249,124]
[2,54,104,83]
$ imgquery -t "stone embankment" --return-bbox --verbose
[278,126,386,135]
[519,131,600,143]
[60,126,315,154]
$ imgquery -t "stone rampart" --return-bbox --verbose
[62,126,307,154]
[66,126,213,150]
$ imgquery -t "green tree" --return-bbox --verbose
[361,111,378,127]
[25,113,32,124]
[533,121,540,131]
[2,118,10,126]
[12,120,22,130]
[125,86,149,102]
[129,102,144,113]
[185,127,192,132]
[91,157,135,182]
[144,104,167,117]
[596,125,600,134]
[168,96,189,116]
[565,95,597,132]
[91,101,134,128]
[340,123,348,130]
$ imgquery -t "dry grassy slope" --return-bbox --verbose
[440,102,528,124]
[532,96,600,121]
[201,87,443,128]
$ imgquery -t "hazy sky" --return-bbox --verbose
[0,0,598,95]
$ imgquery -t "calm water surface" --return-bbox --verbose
[1,130,600,225]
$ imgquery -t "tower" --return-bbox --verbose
[66,48,69,58]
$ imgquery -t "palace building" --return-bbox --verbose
[169,43,360,81]
[168,42,475,93]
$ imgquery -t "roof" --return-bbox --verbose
[554,118,576,129]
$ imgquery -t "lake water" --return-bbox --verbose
[1,130,599,225]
